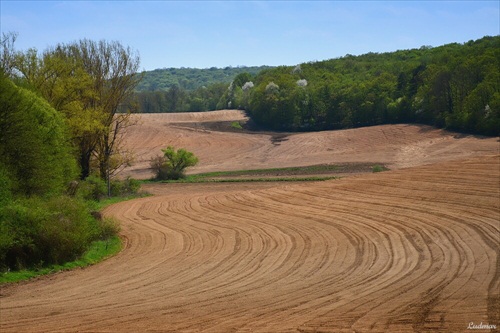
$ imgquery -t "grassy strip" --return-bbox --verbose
[152,175,338,184]
[205,176,338,182]
[194,165,340,178]
[231,121,243,130]
[86,193,151,211]
[0,193,150,285]
[142,165,342,184]
[372,164,389,173]
[0,236,121,284]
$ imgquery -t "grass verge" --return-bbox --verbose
[372,164,389,173]
[0,193,149,285]
[86,193,151,212]
[162,175,339,183]
[0,236,121,284]
[145,165,342,183]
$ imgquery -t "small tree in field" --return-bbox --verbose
[151,146,198,180]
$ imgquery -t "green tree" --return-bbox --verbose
[244,36,498,136]
[12,39,141,181]
[0,75,77,197]
[0,32,18,76]
[14,46,105,180]
[151,146,199,180]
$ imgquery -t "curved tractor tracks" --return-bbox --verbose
[1,154,499,333]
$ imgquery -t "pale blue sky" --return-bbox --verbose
[1,1,498,71]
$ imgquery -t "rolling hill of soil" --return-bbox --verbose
[1,110,499,333]
[120,110,499,179]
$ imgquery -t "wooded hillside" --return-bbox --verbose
[136,66,271,91]
[132,36,499,136]
[241,36,499,135]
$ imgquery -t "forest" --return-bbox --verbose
[130,66,270,113]
[133,36,499,136]
[136,66,271,91]
[242,36,499,135]
[0,35,141,272]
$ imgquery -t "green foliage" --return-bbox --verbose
[151,146,199,180]
[244,36,499,136]
[110,177,141,197]
[371,165,387,173]
[0,76,77,197]
[0,196,100,270]
[0,235,121,284]
[77,175,142,201]
[136,66,270,92]
[0,163,12,206]
[77,175,107,201]
[13,39,141,180]
[128,67,269,113]
[97,218,121,240]
[231,121,243,130]
[0,42,138,276]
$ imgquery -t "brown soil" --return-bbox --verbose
[1,110,499,333]
[119,110,499,179]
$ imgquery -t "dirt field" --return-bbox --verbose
[1,111,499,333]
[120,110,499,179]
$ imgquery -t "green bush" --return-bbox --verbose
[231,121,243,129]
[0,76,77,197]
[77,175,107,201]
[98,217,121,240]
[372,165,387,173]
[0,163,12,207]
[0,196,102,271]
[110,177,140,197]
[78,175,141,200]
[157,165,186,180]
[150,146,199,180]
[112,177,141,196]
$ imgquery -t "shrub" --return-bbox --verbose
[150,146,199,180]
[150,155,165,179]
[110,177,141,197]
[0,196,100,270]
[158,166,185,180]
[0,76,77,197]
[77,175,107,201]
[372,165,387,173]
[231,121,243,130]
[98,217,121,240]
[0,163,12,206]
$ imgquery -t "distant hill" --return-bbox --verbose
[136,66,272,91]
[240,36,499,136]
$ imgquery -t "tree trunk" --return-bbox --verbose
[79,151,92,180]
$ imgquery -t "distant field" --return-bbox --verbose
[121,110,499,179]
[1,110,498,333]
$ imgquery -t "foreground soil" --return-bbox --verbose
[1,111,499,332]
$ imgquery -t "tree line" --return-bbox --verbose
[241,36,499,136]
[129,36,499,136]
[0,33,141,271]
[136,65,271,91]
[128,66,271,113]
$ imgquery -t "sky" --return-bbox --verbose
[1,1,499,71]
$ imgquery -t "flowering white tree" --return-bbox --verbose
[265,82,279,94]
[291,64,302,74]
[297,79,308,87]
[242,81,254,91]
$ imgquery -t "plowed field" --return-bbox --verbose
[120,110,499,179]
[1,111,499,333]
